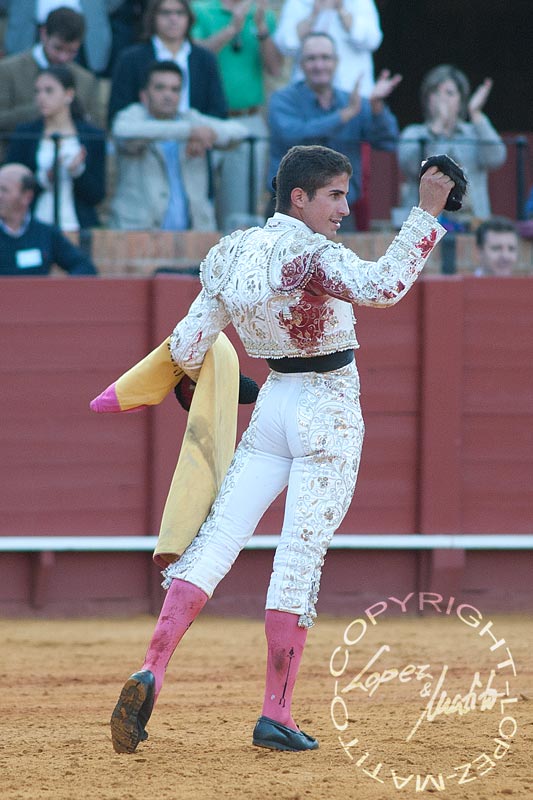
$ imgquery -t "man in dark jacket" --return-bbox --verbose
[0,163,97,275]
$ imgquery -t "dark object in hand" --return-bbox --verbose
[174,373,260,411]
[419,154,468,212]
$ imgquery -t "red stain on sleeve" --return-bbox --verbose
[186,330,203,362]
[415,228,438,258]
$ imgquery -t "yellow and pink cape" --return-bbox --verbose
[91,334,240,567]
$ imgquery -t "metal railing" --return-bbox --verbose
[1,130,530,226]
[1,534,532,552]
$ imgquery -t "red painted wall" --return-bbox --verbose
[1,275,532,616]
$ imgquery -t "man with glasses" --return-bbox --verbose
[267,32,401,228]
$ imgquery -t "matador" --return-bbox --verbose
[103,144,453,754]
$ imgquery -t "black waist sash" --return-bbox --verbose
[266,349,354,374]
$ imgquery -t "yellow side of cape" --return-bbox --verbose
[104,332,239,566]
[154,334,239,566]
[114,337,183,410]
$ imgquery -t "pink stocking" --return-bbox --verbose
[261,609,308,731]
[141,578,208,699]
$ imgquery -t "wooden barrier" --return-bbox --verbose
[68,229,533,277]
[0,275,532,616]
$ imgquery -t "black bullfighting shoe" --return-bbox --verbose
[252,716,319,751]
[110,670,155,754]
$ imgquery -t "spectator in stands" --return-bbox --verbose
[105,1,150,77]
[4,1,124,76]
[274,0,382,96]
[273,0,383,232]
[5,65,106,232]
[191,0,283,230]
[108,0,226,124]
[0,162,97,274]
[267,32,400,226]
[474,216,519,276]
[0,7,103,139]
[398,64,506,230]
[110,61,247,230]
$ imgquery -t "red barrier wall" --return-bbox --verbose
[1,276,532,616]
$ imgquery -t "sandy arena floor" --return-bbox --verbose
[1,612,532,800]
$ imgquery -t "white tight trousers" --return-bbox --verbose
[162,361,365,627]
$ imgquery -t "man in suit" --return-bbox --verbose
[0,7,103,139]
[0,163,97,275]
[3,0,123,75]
